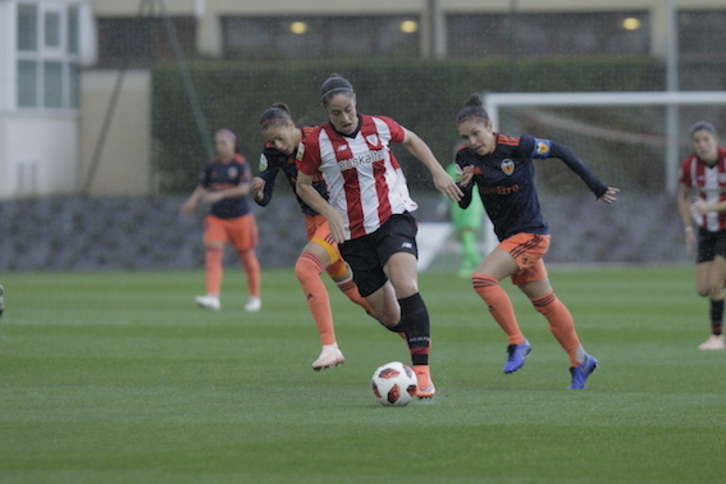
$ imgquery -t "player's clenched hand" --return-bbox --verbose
[690,197,708,216]
[250,177,266,201]
[433,170,463,202]
[598,187,619,204]
[459,166,474,187]
[326,210,346,244]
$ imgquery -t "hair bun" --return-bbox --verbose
[271,102,290,114]
[464,94,483,108]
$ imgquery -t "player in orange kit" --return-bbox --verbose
[251,103,375,370]
[181,129,261,312]
[454,94,618,389]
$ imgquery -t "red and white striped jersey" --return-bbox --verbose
[679,146,726,232]
[297,114,418,240]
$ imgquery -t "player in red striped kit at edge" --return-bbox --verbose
[679,121,726,350]
[181,129,262,312]
[251,103,376,370]
[296,74,463,398]
[455,95,618,389]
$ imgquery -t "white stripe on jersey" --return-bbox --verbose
[705,165,720,232]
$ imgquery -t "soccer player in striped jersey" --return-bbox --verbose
[678,121,726,350]
[181,129,262,312]
[296,74,462,398]
[251,103,376,370]
[455,94,618,389]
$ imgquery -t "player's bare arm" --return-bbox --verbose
[181,185,207,215]
[203,180,251,204]
[677,183,697,251]
[296,171,345,243]
[401,128,462,202]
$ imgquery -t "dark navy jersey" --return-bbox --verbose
[200,154,251,219]
[255,126,329,216]
[456,134,608,241]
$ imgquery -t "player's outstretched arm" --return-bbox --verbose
[401,129,462,202]
[548,141,614,200]
[296,171,345,243]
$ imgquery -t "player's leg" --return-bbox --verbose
[383,251,436,397]
[700,255,726,350]
[377,213,435,397]
[695,232,724,350]
[229,214,261,312]
[196,216,226,310]
[309,215,376,317]
[296,240,344,370]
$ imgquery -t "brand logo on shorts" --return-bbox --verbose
[501,159,515,176]
[401,242,413,249]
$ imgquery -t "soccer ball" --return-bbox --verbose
[371,361,418,406]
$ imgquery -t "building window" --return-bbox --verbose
[447,12,649,58]
[16,2,81,110]
[680,10,726,58]
[95,16,196,66]
[222,15,420,59]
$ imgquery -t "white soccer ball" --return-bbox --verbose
[371,361,418,407]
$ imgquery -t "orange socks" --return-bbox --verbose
[472,274,525,345]
[205,246,224,296]
[296,251,336,346]
[237,249,261,298]
[327,260,376,318]
[532,291,582,366]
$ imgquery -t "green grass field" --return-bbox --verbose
[0,265,723,483]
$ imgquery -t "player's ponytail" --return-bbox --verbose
[456,93,491,125]
[320,73,355,106]
[259,103,293,129]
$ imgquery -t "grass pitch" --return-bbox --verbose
[0,266,723,483]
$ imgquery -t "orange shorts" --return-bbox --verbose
[304,214,341,265]
[497,233,550,285]
[204,213,258,251]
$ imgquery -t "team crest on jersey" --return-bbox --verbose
[259,153,269,171]
[366,134,379,146]
[501,159,515,176]
[337,144,349,152]
[227,166,239,179]
[295,142,305,161]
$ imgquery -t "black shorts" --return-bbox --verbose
[339,212,418,297]
[697,228,726,263]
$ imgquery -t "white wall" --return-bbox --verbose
[79,69,151,197]
[0,113,79,198]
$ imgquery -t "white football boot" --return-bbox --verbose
[244,296,261,312]
[698,335,724,350]
[312,344,345,371]
[195,294,221,311]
